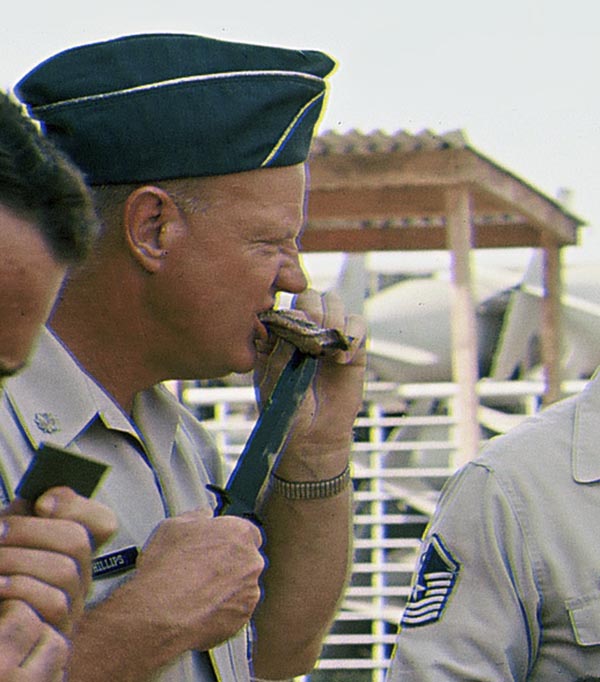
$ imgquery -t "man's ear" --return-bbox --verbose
[124,186,183,273]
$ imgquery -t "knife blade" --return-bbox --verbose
[209,348,317,519]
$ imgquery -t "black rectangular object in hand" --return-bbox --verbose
[15,443,109,501]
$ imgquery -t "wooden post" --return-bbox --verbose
[445,186,481,466]
[541,236,563,405]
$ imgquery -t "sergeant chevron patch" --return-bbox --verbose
[401,534,460,628]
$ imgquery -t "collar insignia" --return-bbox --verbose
[34,412,61,434]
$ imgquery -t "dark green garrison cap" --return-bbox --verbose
[15,33,336,184]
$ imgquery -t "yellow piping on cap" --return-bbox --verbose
[261,91,324,167]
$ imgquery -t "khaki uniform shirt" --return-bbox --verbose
[0,328,252,682]
[387,369,600,681]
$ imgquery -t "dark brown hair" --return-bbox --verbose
[0,91,98,262]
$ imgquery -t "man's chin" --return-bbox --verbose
[0,359,27,381]
[209,347,256,378]
[231,357,257,376]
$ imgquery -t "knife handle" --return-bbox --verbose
[206,484,262,524]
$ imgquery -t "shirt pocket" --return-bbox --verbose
[566,592,600,646]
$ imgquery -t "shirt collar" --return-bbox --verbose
[572,368,600,483]
[4,327,139,449]
[131,383,182,466]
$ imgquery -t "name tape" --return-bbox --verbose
[93,546,139,580]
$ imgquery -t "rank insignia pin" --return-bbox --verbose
[34,412,61,434]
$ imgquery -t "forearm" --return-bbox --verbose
[250,290,366,678]
[67,581,184,681]
[252,452,353,679]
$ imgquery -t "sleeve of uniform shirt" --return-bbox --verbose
[387,460,541,681]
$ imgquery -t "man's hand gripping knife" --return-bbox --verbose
[253,290,366,498]
[210,288,366,519]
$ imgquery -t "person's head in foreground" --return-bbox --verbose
[0,90,97,380]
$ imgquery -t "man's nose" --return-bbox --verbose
[275,255,308,294]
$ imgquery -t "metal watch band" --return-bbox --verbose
[268,465,351,500]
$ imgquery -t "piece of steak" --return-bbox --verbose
[258,309,352,357]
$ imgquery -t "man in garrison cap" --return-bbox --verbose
[6,33,367,682]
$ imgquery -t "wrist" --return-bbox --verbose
[277,440,352,481]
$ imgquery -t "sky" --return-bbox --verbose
[2,0,599,280]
